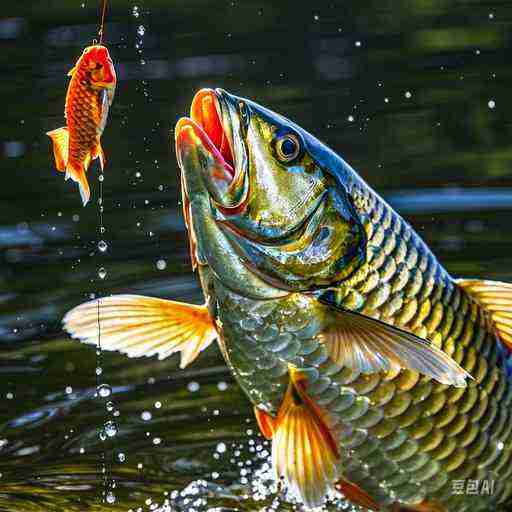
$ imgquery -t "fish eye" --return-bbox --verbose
[275,133,301,163]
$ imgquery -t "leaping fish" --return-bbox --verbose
[47,44,116,205]
[63,89,512,511]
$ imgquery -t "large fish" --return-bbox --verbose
[63,89,512,511]
[47,44,116,206]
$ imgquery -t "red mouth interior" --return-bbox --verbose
[190,89,235,177]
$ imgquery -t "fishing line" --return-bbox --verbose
[95,0,111,503]
[98,0,108,44]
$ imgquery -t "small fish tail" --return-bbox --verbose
[66,159,91,206]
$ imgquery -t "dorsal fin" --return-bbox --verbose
[456,279,512,348]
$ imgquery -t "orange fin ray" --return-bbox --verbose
[46,127,69,172]
[92,141,106,171]
[456,279,512,348]
[272,367,340,508]
[254,407,275,440]
[63,294,217,369]
[319,306,470,387]
[335,478,381,511]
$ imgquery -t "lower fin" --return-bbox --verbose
[390,500,446,512]
[456,279,512,348]
[335,478,381,511]
[46,127,69,172]
[272,366,340,508]
[319,304,470,387]
[92,141,106,171]
[63,294,217,369]
[254,406,275,440]
[66,157,91,206]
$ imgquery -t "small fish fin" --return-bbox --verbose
[335,478,381,511]
[254,406,275,440]
[46,127,69,172]
[65,157,91,206]
[272,366,340,508]
[390,499,446,512]
[92,141,106,171]
[63,294,217,369]
[67,65,77,76]
[456,279,512,348]
[76,169,91,206]
[319,305,470,387]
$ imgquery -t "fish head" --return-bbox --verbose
[175,89,366,296]
[80,44,116,89]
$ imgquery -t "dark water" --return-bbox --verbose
[2,1,512,510]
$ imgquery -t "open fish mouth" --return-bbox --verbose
[176,88,248,211]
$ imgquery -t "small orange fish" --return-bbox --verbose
[47,44,116,205]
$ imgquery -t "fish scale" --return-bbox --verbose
[208,176,512,510]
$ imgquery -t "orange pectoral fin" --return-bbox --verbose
[272,366,340,509]
[46,127,69,172]
[63,294,217,369]
[335,478,381,511]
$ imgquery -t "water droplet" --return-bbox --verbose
[97,384,112,398]
[187,381,200,392]
[105,491,116,504]
[98,240,108,252]
[104,420,117,438]
[156,259,166,270]
[141,411,152,421]
[98,267,107,279]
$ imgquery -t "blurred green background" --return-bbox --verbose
[1,1,511,510]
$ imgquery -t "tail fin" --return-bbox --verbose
[66,160,91,206]
[92,141,106,171]
[46,127,69,172]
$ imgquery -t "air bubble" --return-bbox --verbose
[488,99,496,109]
[98,240,108,252]
[118,452,126,462]
[106,401,114,412]
[96,367,103,376]
[98,267,107,279]
[141,411,152,421]
[156,259,167,270]
[137,25,146,36]
[99,174,104,182]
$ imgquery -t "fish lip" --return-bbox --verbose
[176,88,248,209]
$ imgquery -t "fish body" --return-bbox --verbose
[47,44,116,205]
[64,89,512,511]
